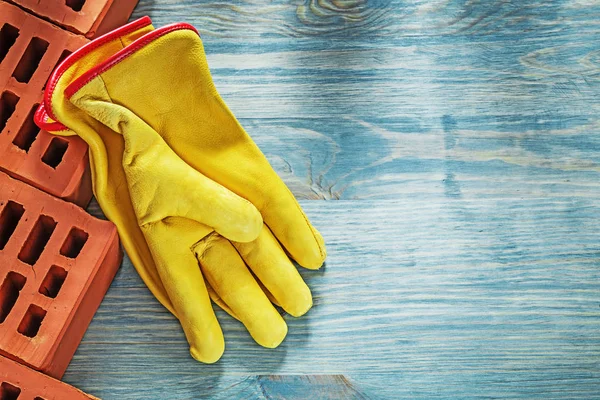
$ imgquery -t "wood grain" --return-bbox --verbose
[129,0,600,201]
[61,0,600,398]
[66,200,600,399]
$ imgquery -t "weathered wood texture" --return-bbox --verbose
[67,199,600,399]
[132,0,600,201]
[61,1,600,399]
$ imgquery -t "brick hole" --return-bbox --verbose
[17,304,46,338]
[0,382,21,400]
[43,50,72,90]
[12,37,49,83]
[18,215,56,266]
[0,272,26,324]
[60,227,88,258]
[12,104,40,152]
[65,0,86,12]
[34,398,47,400]
[0,91,19,133]
[0,24,19,65]
[41,137,68,168]
[0,201,25,250]
[39,265,67,298]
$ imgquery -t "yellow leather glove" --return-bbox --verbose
[36,17,265,363]
[36,17,326,362]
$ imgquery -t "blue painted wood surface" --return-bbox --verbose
[64,1,600,398]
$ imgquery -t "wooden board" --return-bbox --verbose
[132,0,600,202]
[66,199,600,399]
[62,0,600,398]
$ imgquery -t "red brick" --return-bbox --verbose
[0,1,92,207]
[0,171,122,379]
[0,354,99,400]
[7,0,139,38]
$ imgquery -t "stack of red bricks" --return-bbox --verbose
[0,1,137,398]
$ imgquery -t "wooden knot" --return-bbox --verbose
[296,0,391,35]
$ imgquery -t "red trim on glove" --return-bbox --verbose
[35,16,153,131]
[65,23,198,99]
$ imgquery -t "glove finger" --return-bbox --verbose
[69,90,263,243]
[204,278,237,319]
[234,225,312,317]
[182,167,263,243]
[206,274,280,317]
[144,219,224,363]
[65,31,323,265]
[124,110,263,243]
[194,233,288,348]
[258,184,326,270]
[256,278,280,307]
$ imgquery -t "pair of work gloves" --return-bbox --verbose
[35,17,326,363]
